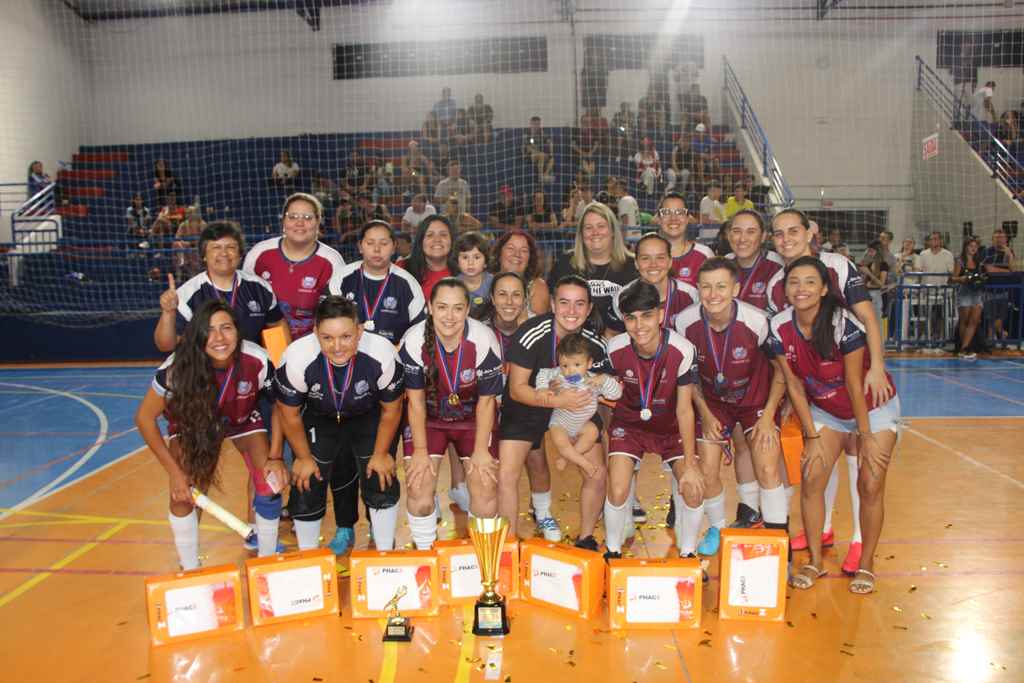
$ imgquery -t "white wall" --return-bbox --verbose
[0,0,89,241]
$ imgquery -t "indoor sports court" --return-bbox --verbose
[2,1,1023,682]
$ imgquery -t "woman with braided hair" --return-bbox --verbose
[136,300,285,569]
[398,278,504,549]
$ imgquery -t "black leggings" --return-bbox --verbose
[288,410,400,524]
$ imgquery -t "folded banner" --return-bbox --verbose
[608,557,703,630]
[436,539,520,605]
[245,548,339,627]
[349,550,440,619]
[145,563,245,646]
[519,538,603,620]
[718,528,788,622]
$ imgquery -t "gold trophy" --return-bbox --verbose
[469,516,511,636]
[381,585,414,642]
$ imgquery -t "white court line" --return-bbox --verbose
[0,385,89,416]
[0,383,109,521]
[906,427,1024,491]
[923,372,1024,407]
[989,373,1024,386]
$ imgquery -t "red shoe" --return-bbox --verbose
[841,541,862,575]
[790,528,835,551]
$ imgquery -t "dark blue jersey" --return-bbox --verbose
[326,261,426,344]
[175,270,283,343]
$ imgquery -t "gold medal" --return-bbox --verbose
[448,393,461,407]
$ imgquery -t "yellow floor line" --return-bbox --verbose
[0,520,118,529]
[454,604,477,683]
[0,508,235,532]
[376,618,398,683]
[0,522,128,609]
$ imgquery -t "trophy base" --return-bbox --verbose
[472,600,510,637]
[382,618,414,642]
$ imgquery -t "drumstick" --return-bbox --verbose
[190,487,253,539]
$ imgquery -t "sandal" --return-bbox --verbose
[788,564,827,590]
[849,569,876,595]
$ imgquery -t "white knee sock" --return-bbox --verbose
[254,512,280,558]
[294,519,322,550]
[628,474,638,509]
[408,508,437,550]
[760,485,788,526]
[679,501,705,557]
[168,510,199,570]
[369,505,399,551]
[704,491,726,529]
[737,481,760,511]
[531,490,552,520]
[846,454,862,543]
[603,499,629,553]
[823,459,840,532]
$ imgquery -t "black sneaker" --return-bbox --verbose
[666,496,676,528]
[603,550,622,563]
[728,503,763,529]
[632,502,647,524]
[682,552,709,583]
[574,535,599,552]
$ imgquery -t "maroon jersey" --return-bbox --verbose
[768,308,895,420]
[243,237,346,339]
[612,277,698,331]
[766,251,869,315]
[607,329,696,434]
[674,301,773,408]
[671,242,714,285]
[726,252,784,311]
[153,340,273,438]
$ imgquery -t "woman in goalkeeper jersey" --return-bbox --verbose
[135,299,286,570]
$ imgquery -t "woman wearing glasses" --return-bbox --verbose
[243,193,348,340]
[656,192,713,286]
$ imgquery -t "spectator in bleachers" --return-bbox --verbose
[421,111,446,163]
[401,193,436,234]
[126,193,151,246]
[680,83,709,131]
[353,191,391,226]
[442,196,482,233]
[998,111,1019,149]
[895,237,918,276]
[575,185,595,223]
[691,123,716,187]
[399,215,454,301]
[982,227,1016,348]
[632,137,662,196]
[723,182,754,220]
[560,185,584,228]
[667,134,694,195]
[877,230,898,272]
[982,227,1016,272]
[395,232,413,259]
[491,230,550,316]
[914,231,954,351]
[523,116,556,184]
[26,161,52,197]
[451,109,471,151]
[952,237,985,359]
[432,86,457,130]
[311,172,340,207]
[581,107,609,155]
[821,228,842,253]
[371,155,395,204]
[699,182,724,224]
[610,101,636,162]
[341,150,371,196]
[467,94,494,144]
[434,159,471,217]
[859,240,890,323]
[332,195,358,242]
[152,191,186,242]
[173,207,207,280]
[271,150,300,188]
[400,140,435,196]
[153,159,179,208]
[972,80,997,125]
[488,185,523,232]
[608,177,640,228]
[526,190,559,231]
[571,113,599,186]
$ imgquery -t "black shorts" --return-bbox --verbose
[499,402,604,450]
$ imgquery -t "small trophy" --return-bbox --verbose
[469,516,511,636]
[382,585,414,642]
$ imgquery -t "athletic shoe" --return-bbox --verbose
[632,502,647,524]
[728,503,764,529]
[448,487,470,513]
[697,526,721,556]
[574,535,599,552]
[536,516,563,542]
[666,497,676,528]
[603,550,622,563]
[243,530,287,553]
[841,541,863,576]
[681,552,709,583]
[328,527,355,555]
[790,528,835,551]
[961,352,977,361]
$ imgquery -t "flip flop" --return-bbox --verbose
[849,569,876,595]
[788,564,827,590]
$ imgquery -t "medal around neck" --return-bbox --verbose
[382,585,414,641]
[469,516,512,636]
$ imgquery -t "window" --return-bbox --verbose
[333,37,548,80]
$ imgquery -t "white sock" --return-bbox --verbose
[168,510,199,570]
[760,485,788,525]
[823,459,840,532]
[531,490,552,520]
[408,509,438,550]
[679,501,705,557]
[704,491,726,529]
[294,519,322,550]
[254,512,280,558]
[737,481,760,511]
[628,474,638,510]
[369,505,399,551]
[603,499,629,552]
[846,454,862,543]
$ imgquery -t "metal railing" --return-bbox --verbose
[722,56,795,210]
[915,55,1022,200]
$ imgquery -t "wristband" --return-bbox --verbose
[802,433,821,440]
[266,456,284,461]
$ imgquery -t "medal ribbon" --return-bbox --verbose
[737,253,763,302]
[215,365,236,411]
[633,329,667,415]
[435,330,466,397]
[701,302,737,387]
[360,266,392,322]
[214,272,239,309]
[323,355,356,417]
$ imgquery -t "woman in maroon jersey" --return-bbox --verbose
[770,256,900,595]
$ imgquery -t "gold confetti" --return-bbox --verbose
[645,524,659,530]
[698,639,711,647]
[908,585,918,593]
[486,644,497,651]
[920,566,928,572]
[884,554,896,560]
[344,626,353,630]
[664,644,676,650]
[567,662,576,667]
[892,605,903,613]
[505,677,512,683]
[786,621,795,628]
[489,663,497,669]
[934,562,948,568]
[840,650,854,657]
[921,612,932,620]
[842,642,855,648]
[565,625,572,631]
[703,630,712,636]
[654,662,667,670]
[893,625,909,631]
[810,612,817,620]
[548,647,558,654]
[945,523,953,529]
[440,520,448,528]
